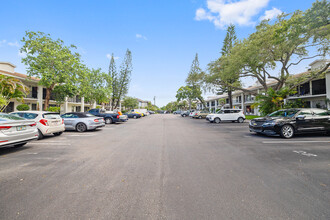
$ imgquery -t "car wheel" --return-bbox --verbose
[134,115,137,119]
[105,118,112,124]
[198,116,202,119]
[76,123,87,132]
[214,118,221,124]
[237,117,244,123]
[37,129,44,140]
[14,142,27,147]
[280,124,294,139]
[54,132,63,136]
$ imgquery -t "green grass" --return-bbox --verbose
[245,115,260,120]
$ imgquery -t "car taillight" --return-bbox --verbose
[39,119,49,126]
[62,119,64,124]
[0,126,11,130]
[117,115,119,119]
[195,113,197,115]
[29,123,37,127]
[94,119,99,122]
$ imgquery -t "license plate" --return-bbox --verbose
[16,126,26,131]
[253,123,257,125]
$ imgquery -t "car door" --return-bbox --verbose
[295,109,314,132]
[221,110,231,121]
[62,114,75,129]
[311,109,330,131]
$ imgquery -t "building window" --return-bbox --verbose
[299,82,310,96]
[32,103,37,110]
[312,79,326,95]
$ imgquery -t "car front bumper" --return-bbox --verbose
[249,125,279,135]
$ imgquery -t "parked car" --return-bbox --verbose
[61,112,105,132]
[106,111,128,122]
[189,110,197,117]
[249,108,330,138]
[124,112,142,119]
[173,110,182,114]
[88,108,123,124]
[10,111,65,139]
[181,111,191,117]
[206,109,245,123]
[192,110,210,119]
[148,111,155,114]
[0,113,38,148]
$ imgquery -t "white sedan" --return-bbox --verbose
[0,113,38,148]
[10,111,65,139]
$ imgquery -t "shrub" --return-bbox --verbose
[46,106,60,112]
[16,104,30,111]
[96,106,102,109]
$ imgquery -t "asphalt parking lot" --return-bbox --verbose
[0,114,329,219]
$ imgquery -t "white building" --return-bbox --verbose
[0,62,100,113]
[197,60,330,115]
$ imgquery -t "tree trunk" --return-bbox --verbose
[228,90,233,108]
[44,88,51,110]
[188,99,192,111]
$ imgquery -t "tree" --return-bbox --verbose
[186,53,206,107]
[176,86,199,110]
[113,49,133,109]
[224,1,329,93]
[206,24,240,108]
[108,54,118,110]
[79,66,112,105]
[122,96,138,110]
[20,31,81,110]
[0,75,29,112]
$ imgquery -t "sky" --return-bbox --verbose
[0,0,318,107]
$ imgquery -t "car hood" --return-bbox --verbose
[253,116,291,122]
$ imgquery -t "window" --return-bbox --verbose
[0,113,24,120]
[224,110,231,114]
[298,110,313,116]
[24,113,38,119]
[268,109,299,117]
[312,79,326,95]
[313,109,330,116]
[43,113,61,119]
[32,103,37,110]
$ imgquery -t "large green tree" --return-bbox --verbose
[186,53,206,107]
[0,75,29,112]
[122,96,138,110]
[176,85,201,110]
[206,24,241,108]
[113,49,133,109]
[20,31,81,110]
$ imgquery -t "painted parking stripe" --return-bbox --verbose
[29,142,71,145]
[262,141,330,144]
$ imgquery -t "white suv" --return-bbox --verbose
[206,109,245,123]
[10,111,65,139]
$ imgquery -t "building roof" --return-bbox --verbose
[0,62,16,68]
[0,69,39,81]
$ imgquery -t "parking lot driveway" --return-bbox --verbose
[0,114,329,219]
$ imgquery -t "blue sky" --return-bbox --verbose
[0,0,317,107]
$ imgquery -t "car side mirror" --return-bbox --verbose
[296,115,306,120]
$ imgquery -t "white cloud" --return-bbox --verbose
[260,7,282,20]
[136,34,147,40]
[106,54,120,60]
[195,0,270,29]
[8,41,20,47]
[0,40,6,47]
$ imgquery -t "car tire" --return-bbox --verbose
[198,116,202,119]
[105,118,112,124]
[76,123,87,132]
[14,142,27,147]
[54,132,63,136]
[214,118,221,124]
[280,124,294,139]
[37,129,44,140]
[237,117,244,123]
[134,115,137,119]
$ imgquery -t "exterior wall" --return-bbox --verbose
[0,62,16,73]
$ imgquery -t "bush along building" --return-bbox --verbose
[0,62,101,113]
[197,60,330,115]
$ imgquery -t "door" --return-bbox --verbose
[62,114,76,129]
[311,109,330,131]
[295,109,314,132]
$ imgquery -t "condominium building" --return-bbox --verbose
[0,62,99,113]
[197,60,330,115]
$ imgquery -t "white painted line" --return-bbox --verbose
[262,141,330,144]
[29,142,71,145]
[64,134,95,137]
[293,150,317,157]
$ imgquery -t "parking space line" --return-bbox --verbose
[262,141,330,144]
[29,142,71,145]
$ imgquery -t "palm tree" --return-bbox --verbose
[0,75,29,112]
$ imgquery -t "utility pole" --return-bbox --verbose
[153,96,156,106]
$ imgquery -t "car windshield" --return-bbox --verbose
[268,109,299,117]
[0,113,25,120]
[85,113,95,117]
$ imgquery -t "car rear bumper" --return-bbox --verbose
[87,123,105,130]
[42,125,65,135]
[0,131,38,148]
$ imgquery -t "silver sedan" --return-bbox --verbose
[0,113,38,148]
[61,112,105,132]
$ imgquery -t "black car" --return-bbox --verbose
[249,108,330,138]
[181,111,191,117]
[124,112,142,119]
